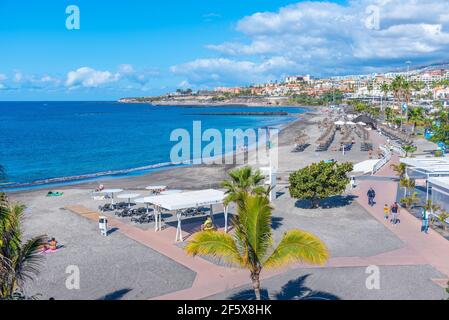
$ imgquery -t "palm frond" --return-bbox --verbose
[14,235,47,285]
[185,231,243,266]
[237,194,272,261]
[263,230,329,269]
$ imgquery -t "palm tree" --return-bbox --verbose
[221,166,268,206]
[400,178,415,197]
[437,211,449,231]
[407,107,425,134]
[402,145,417,157]
[390,76,418,130]
[384,107,394,123]
[185,193,329,300]
[424,200,441,216]
[0,194,47,299]
[390,163,407,179]
[400,191,420,209]
[380,82,390,112]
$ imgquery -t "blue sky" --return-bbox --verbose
[1,0,448,100]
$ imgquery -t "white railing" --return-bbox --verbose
[372,145,392,175]
[391,145,406,157]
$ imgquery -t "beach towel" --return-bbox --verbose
[39,245,64,254]
[47,191,64,197]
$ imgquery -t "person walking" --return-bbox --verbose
[383,204,390,220]
[350,176,356,190]
[391,202,400,225]
[421,207,430,234]
[367,187,376,207]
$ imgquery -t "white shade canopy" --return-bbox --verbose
[117,193,140,199]
[134,198,150,204]
[160,189,183,195]
[100,189,123,194]
[99,189,123,206]
[346,121,356,125]
[429,177,449,190]
[147,189,225,211]
[145,185,167,191]
[334,120,345,125]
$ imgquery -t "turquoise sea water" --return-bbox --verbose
[0,101,306,189]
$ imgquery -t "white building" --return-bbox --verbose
[285,75,311,84]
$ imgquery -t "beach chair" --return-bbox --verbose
[99,203,114,212]
[131,213,154,224]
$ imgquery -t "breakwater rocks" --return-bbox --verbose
[190,112,290,116]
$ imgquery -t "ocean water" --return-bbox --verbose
[0,101,306,189]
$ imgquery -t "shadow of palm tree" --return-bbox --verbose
[274,275,340,300]
[227,275,340,300]
[271,216,284,230]
[228,288,270,300]
[98,288,132,300]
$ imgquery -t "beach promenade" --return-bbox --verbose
[12,113,449,300]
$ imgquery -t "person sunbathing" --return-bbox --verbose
[41,237,58,251]
[49,237,58,250]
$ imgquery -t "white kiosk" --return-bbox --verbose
[99,216,108,236]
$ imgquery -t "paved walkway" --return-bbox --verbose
[65,132,449,299]
[353,156,449,284]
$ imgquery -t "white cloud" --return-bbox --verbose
[171,57,298,86]
[177,0,449,85]
[65,67,119,88]
[8,71,61,90]
[0,65,160,93]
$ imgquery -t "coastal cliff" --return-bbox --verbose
[118,96,292,107]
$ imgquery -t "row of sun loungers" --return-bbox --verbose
[292,143,311,153]
[356,125,373,151]
[340,126,353,145]
[316,125,336,152]
[379,125,413,145]
[292,130,311,153]
[361,142,374,152]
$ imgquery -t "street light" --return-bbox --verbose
[405,61,412,80]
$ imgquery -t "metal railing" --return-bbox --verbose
[372,145,392,175]
[391,145,407,157]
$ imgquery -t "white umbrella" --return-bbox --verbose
[145,185,167,194]
[117,193,140,208]
[135,197,154,214]
[357,122,367,126]
[100,189,123,206]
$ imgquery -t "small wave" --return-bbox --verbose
[2,161,187,189]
